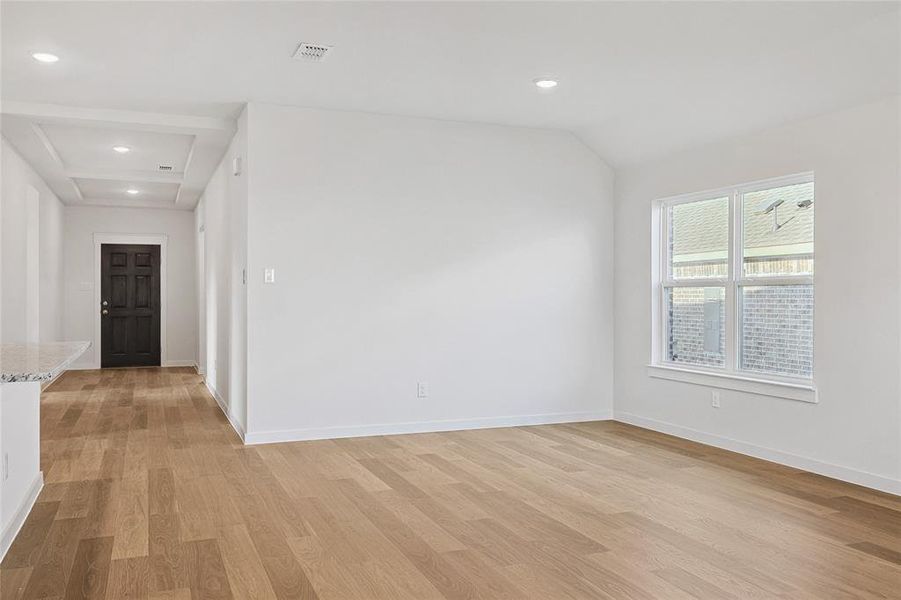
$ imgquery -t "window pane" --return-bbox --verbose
[665,287,725,367]
[740,284,813,377]
[668,197,729,280]
[742,182,814,277]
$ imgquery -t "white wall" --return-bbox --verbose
[614,96,901,493]
[0,136,4,545]
[0,138,61,559]
[39,188,64,342]
[63,206,197,368]
[1,137,65,343]
[243,103,614,442]
[196,107,248,434]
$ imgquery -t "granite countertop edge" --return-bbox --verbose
[1,341,92,384]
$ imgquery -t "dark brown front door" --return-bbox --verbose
[101,244,161,368]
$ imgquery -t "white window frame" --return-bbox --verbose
[648,172,817,403]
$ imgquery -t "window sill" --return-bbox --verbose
[646,364,817,403]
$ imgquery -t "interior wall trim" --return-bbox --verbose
[615,411,900,496]
[207,380,246,442]
[242,410,613,446]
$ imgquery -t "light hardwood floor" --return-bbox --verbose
[1,367,899,599]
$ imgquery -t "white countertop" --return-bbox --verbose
[0,341,91,383]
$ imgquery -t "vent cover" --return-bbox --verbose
[158,165,173,172]
[293,42,333,62]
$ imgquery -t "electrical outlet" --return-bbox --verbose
[711,390,721,408]
[417,382,429,399]
[3,453,9,481]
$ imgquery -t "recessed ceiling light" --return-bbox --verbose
[126,189,140,195]
[533,78,558,89]
[31,52,59,64]
[112,145,131,154]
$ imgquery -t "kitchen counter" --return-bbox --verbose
[1,340,89,558]
[0,341,90,383]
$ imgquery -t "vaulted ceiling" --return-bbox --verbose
[2,1,898,209]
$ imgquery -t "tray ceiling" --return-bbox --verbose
[1,103,234,209]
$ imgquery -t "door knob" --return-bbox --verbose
[102,309,109,315]
[102,300,108,306]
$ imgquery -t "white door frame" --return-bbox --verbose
[195,226,206,375]
[93,233,168,369]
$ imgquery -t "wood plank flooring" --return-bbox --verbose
[2,367,900,599]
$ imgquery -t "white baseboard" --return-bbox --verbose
[67,361,198,370]
[244,410,613,445]
[0,472,43,561]
[66,363,100,371]
[163,360,197,368]
[615,412,901,496]
[205,381,245,442]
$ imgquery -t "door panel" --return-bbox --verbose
[101,244,161,367]
[135,316,153,354]
[135,275,150,308]
[111,275,128,307]
[110,316,128,355]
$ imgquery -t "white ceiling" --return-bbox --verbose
[2,1,899,207]
[42,125,194,173]
[74,178,181,206]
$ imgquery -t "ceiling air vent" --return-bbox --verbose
[293,42,333,62]
[158,165,173,172]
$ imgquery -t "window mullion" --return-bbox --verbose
[727,189,741,372]
[663,279,728,287]
[739,276,813,286]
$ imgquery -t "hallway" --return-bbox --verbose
[1,368,900,599]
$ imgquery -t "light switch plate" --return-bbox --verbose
[264,268,276,284]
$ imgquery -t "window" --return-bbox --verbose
[654,173,814,386]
